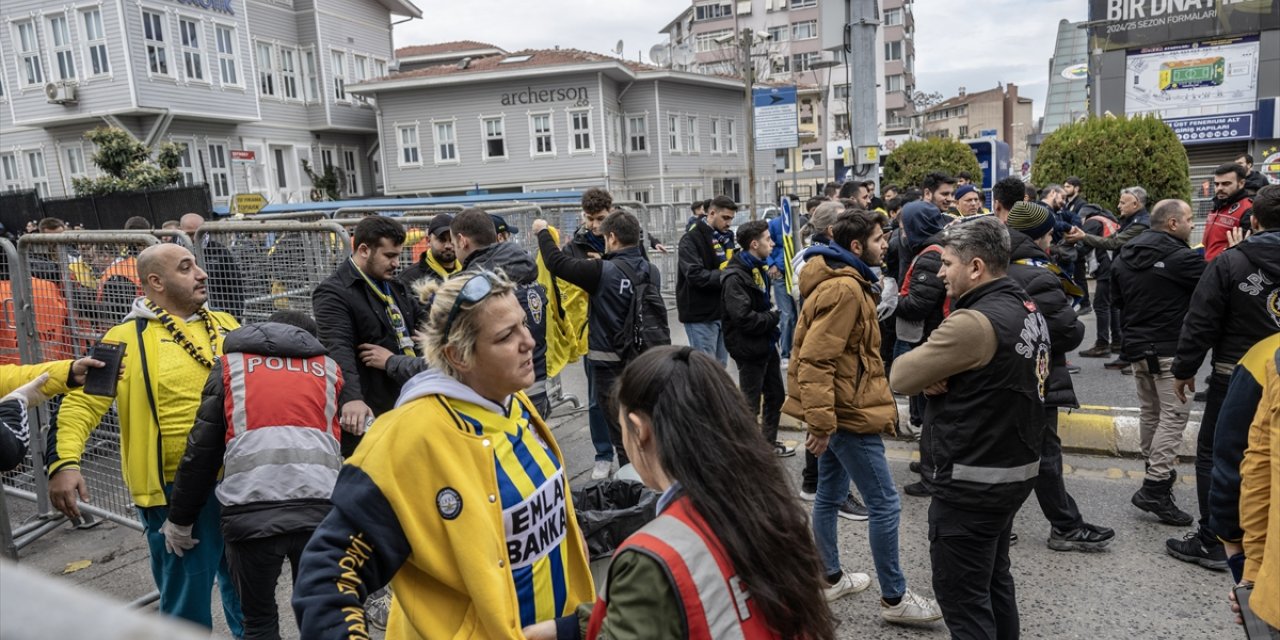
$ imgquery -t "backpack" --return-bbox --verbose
[1080,204,1120,238]
[611,259,671,362]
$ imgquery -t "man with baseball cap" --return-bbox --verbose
[399,213,459,289]
[491,214,518,243]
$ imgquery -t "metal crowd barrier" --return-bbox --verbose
[243,210,333,222]
[333,205,464,220]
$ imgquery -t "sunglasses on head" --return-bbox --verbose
[441,272,498,339]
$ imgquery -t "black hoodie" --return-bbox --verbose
[1173,231,1280,379]
[1111,230,1205,359]
[1006,229,1085,408]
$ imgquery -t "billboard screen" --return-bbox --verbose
[1124,36,1259,119]
[1088,0,1279,50]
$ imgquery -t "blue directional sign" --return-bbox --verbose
[753,86,798,151]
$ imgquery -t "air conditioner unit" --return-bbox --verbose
[45,83,77,105]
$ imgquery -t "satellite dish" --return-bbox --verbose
[649,43,671,67]
[614,40,624,55]
[673,43,695,66]
[802,157,816,171]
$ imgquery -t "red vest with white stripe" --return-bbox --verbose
[215,351,344,508]
[586,496,779,640]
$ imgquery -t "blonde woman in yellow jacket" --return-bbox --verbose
[1236,342,1280,629]
[294,269,594,640]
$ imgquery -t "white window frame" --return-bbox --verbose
[26,150,49,198]
[0,154,23,192]
[568,108,593,154]
[256,41,276,97]
[709,118,721,154]
[668,113,682,154]
[171,139,197,186]
[631,188,651,204]
[14,20,45,87]
[432,119,458,164]
[341,147,361,195]
[279,46,299,100]
[373,57,387,78]
[301,48,318,102]
[141,8,172,78]
[626,113,649,155]
[693,2,732,21]
[884,8,903,26]
[207,141,231,199]
[725,119,738,153]
[767,25,788,42]
[791,0,817,7]
[330,49,348,102]
[695,29,732,53]
[397,123,421,167]
[685,115,699,153]
[792,51,818,72]
[213,23,240,87]
[80,7,110,78]
[481,115,507,160]
[791,20,818,40]
[608,112,623,156]
[529,111,556,157]
[801,148,822,168]
[62,143,88,184]
[885,40,903,61]
[177,16,206,83]
[46,13,78,83]
[353,54,368,82]
[886,74,904,93]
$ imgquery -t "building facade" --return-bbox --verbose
[658,0,916,195]
[0,0,420,207]
[920,84,1034,171]
[351,47,774,205]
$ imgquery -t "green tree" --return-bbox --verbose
[301,159,345,202]
[883,138,984,192]
[71,126,182,196]
[1031,114,1190,211]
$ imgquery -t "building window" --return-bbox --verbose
[792,52,818,72]
[280,48,298,99]
[179,18,204,81]
[792,20,818,40]
[725,119,737,153]
[16,21,44,86]
[695,29,732,52]
[47,15,77,82]
[685,115,699,152]
[610,112,623,155]
[834,113,850,132]
[885,41,902,61]
[331,50,347,101]
[173,142,196,185]
[302,49,318,101]
[207,143,230,198]
[433,121,457,163]
[834,84,849,101]
[802,149,822,168]
[886,74,904,92]
[142,10,170,76]
[81,9,110,76]
[632,189,651,204]
[273,148,289,190]
[353,55,368,83]
[64,145,87,180]
[342,149,359,195]
[709,118,721,153]
[791,0,817,7]
[693,2,732,21]
[482,117,506,159]
[256,43,275,96]
[884,8,903,26]
[215,25,238,86]
[374,58,387,78]
[1,154,22,192]
[570,109,593,152]
[627,115,648,153]
[767,25,788,42]
[398,125,420,165]
[530,113,555,156]
[668,114,682,153]
[958,125,970,139]
[774,149,790,173]
[26,151,49,198]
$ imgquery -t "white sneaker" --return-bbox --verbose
[591,460,611,480]
[774,441,797,457]
[824,571,871,601]
[881,589,943,624]
[799,489,817,501]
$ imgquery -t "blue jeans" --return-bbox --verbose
[813,431,906,599]
[583,359,614,462]
[774,283,796,359]
[684,321,727,366]
[137,485,244,636]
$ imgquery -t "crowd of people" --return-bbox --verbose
[0,155,1276,639]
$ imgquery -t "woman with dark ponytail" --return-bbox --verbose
[525,345,836,639]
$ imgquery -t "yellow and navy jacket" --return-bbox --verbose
[292,369,594,640]
[47,298,238,508]
[1209,332,1280,544]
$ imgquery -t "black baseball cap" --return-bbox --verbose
[428,213,453,237]
[490,214,518,235]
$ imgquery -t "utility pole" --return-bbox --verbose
[741,27,757,217]
[844,0,880,193]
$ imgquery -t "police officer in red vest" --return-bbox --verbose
[164,310,343,640]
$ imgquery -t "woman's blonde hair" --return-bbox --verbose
[414,269,516,377]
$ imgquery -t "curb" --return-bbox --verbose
[779,402,1204,459]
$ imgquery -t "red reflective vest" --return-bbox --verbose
[1085,215,1120,238]
[586,496,780,640]
[1203,197,1253,263]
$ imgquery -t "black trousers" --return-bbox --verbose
[1093,273,1123,345]
[224,530,315,640]
[1032,409,1084,531]
[930,500,1020,640]
[1196,372,1232,541]
[735,348,785,444]
[591,361,629,466]
[1074,260,1090,306]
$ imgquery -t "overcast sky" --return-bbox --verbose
[393,0,1089,120]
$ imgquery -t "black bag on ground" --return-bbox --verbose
[610,259,670,362]
[572,479,659,560]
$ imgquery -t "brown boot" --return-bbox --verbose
[1079,342,1110,358]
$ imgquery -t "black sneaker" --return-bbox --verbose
[1104,357,1129,370]
[1048,523,1115,552]
[1165,532,1228,571]
[909,461,922,474]
[838,494,869,521]
[903,481,930,497]
[1009,532,1019,546]
[1077,304,1093,315]
[1193,391,1207,403]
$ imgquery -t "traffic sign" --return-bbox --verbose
[230,150,256,164]
[753,86,798,151]
[233,193,268,214]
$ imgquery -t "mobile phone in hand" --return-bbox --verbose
[1235,583,1280,640]
[83,342,125,397]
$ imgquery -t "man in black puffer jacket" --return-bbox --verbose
[721,220,793,458]
[1111,199,1205,531]
[1005,202,1114,551]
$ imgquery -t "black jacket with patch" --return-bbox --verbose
[1111,230,1204,360]
[1006,229,1085,408]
